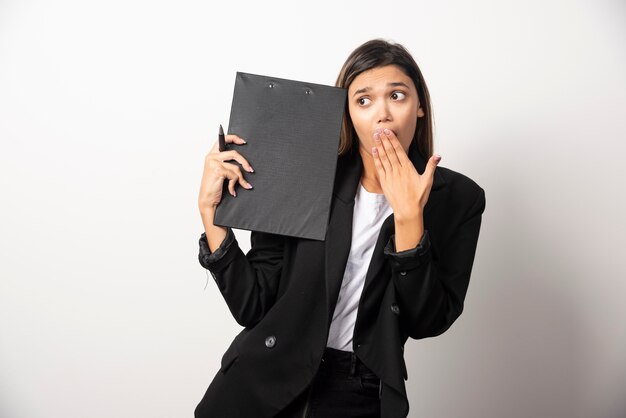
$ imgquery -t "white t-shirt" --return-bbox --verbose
[326,182,393,351]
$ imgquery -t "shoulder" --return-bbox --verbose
[438,166,483,194]
[437,166,486,214]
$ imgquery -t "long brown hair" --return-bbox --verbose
[336,39,434,158]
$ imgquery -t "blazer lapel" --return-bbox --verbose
[324,149,361,324]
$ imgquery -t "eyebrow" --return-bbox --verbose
[352,81,410,97]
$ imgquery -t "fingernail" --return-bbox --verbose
[434,154,441,160]
[384,128,391,135]
[375,127,382,134]
[372,147,378,154]
[247,167,254,173]
[374,133,381,142]
[233,191,237,197]
[247,183,253,189]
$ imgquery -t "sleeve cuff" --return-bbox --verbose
[199,228,236,269]
[384,230,432,270]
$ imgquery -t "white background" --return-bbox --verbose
[1,1,625,417]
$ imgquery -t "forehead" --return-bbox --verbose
[348,65,415,93]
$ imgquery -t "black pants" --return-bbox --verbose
[277,347,381,418]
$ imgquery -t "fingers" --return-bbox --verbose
[228,178,237,197]
[204,129,254,199]
[209,133,248,156]
[219,150,254,173]
[382,129,410,166]
[205,154,253,197]
[209,127,252,170]
[372,146,385,176]
[373,131,393,175]
[377,128,402,168]
[221,164,253,197]
[225,134,246,145]
[422,154,442,181]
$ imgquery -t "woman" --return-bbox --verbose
[195,39,485,418]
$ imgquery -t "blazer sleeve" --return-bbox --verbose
[199,228,285,328]
[383,187,486,339]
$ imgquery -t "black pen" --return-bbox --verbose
[218,125,226,152]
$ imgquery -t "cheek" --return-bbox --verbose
[348,108,370,138]
[402,121,417,148]
[400,110,418,150]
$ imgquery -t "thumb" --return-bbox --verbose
[423,154,441,179]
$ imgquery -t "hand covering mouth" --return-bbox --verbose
[376,128,398,136]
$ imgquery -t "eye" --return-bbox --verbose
[357,97,371,106]
[391,91,406,101]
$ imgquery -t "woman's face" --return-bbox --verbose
[347,65,424,155]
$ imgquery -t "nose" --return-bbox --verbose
[376,101,392,124]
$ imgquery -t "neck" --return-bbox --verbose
[358,145,383,194]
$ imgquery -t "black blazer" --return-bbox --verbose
[195,142,486,418]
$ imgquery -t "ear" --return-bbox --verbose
[417,106,425,118]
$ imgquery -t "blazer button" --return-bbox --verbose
[399,271,407,276]
[265,335,277,348]
[391,304,400,315]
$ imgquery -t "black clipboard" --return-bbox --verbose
[213,72,347,240]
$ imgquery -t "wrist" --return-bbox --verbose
[394,210,423,225]
[393,213,424,252]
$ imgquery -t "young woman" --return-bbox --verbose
[195,39,485,418]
